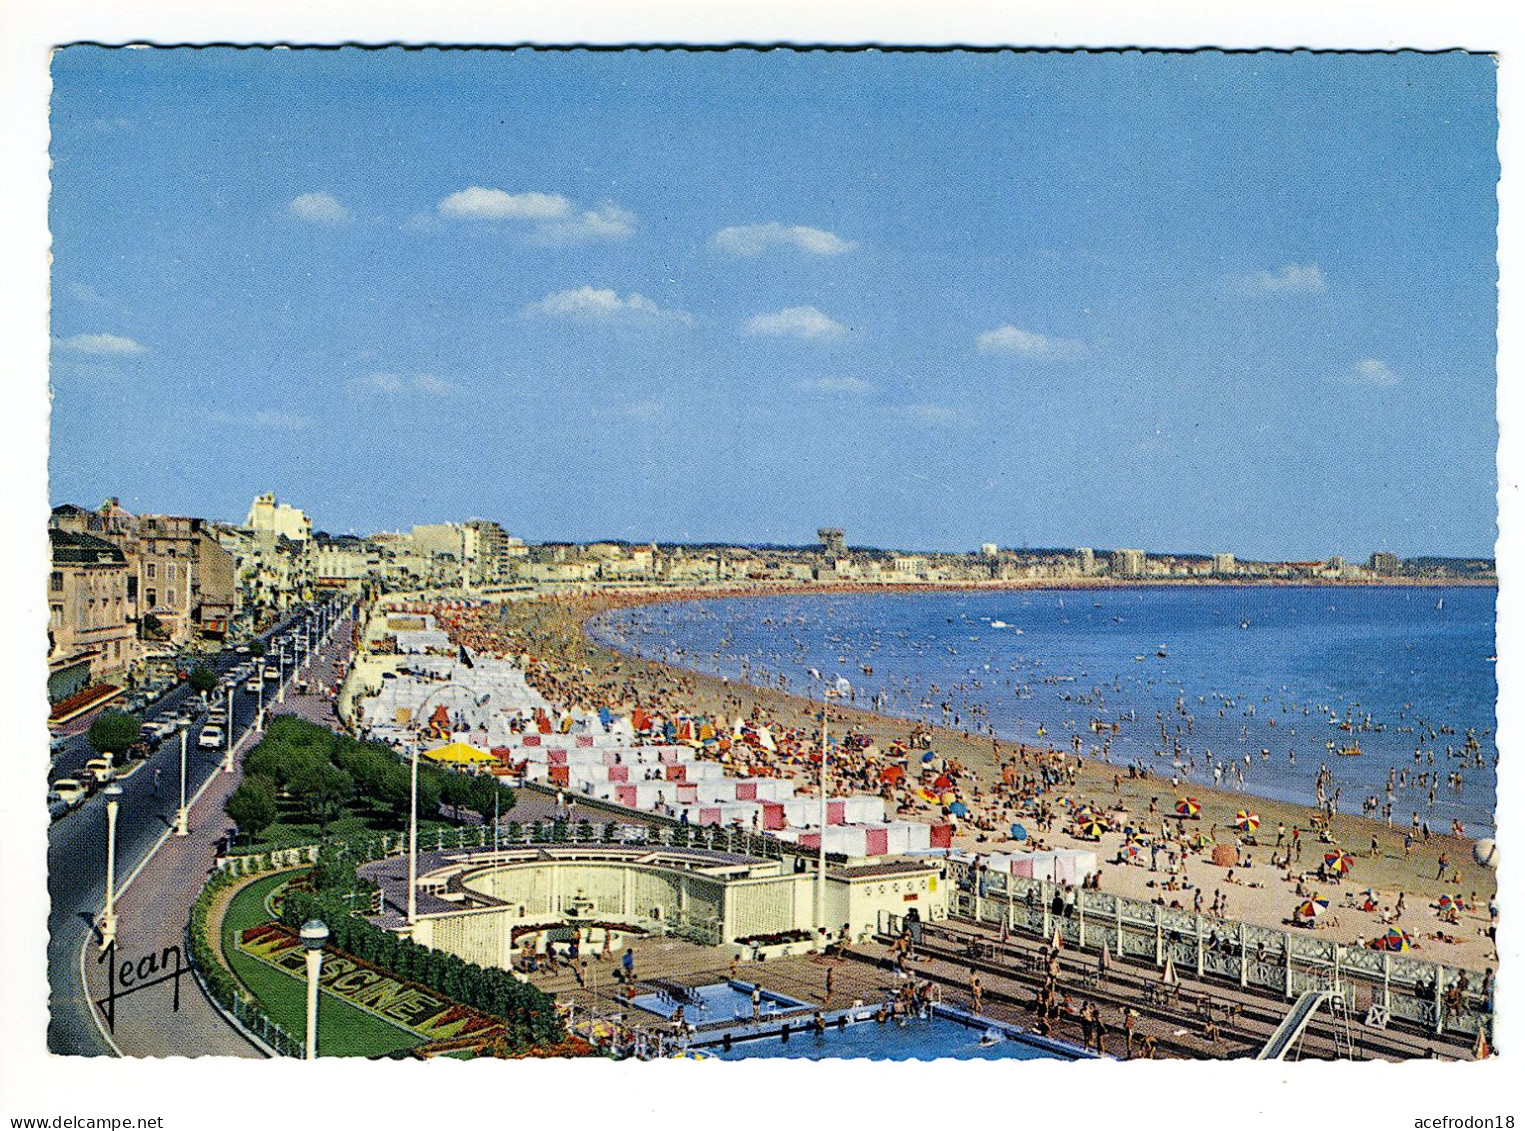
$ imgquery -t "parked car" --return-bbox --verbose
[244,677,262,694]
[263,667,280,681]
[234,644,250,655]
[51,778,87,808]
[198,725,224,749]
[83,758,116,785]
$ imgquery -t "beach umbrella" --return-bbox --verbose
[1189,831,1213,849]
[1009,824,1028,842]
[1323,851,1354,875]
[1161,957,1179,987]
[949,800,970,818]
[880,765,906,785]
[1076,819,1108,840]
[1233,810,1261,832]
[918,788,941,804]
[1371,928,1413,952]
[1051,926,1064,951]
[1122,841,1143,859]
[932,774,954,791]
[1073,805,1098,822]
[1295,895,1330,919]
[1174,797,1202,819]
[1473,839,1498,868]
[941,791,958,806]
[921,751,936,764]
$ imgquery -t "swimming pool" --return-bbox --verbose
[631,981,808,1025]
[702,1008,1084,1061]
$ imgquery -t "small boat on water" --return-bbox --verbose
[1157,645,1169,658]
[1338,739,1363,757]
[991,620,1009,629]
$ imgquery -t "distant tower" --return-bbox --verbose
[818,528,847,557]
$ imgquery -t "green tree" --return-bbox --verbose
[224,775,278,843]
[87,710,140,758]
[291,759,353,836]
[247,640,266,658]
[187,665,218,697]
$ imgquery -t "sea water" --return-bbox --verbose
[587,585,1498,835]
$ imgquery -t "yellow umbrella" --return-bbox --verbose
[423,740,494,764]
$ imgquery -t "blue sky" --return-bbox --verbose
[48,48,1498,559]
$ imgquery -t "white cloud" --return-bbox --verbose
[976,325,1086,361]
[288,191,350,225]
[796,376,876,394]
[712,222,857,257]
[521,287,692,326]
[346,372,461,396]
[531,205,637,244]
[437,187,572,221]
[66,282,110,306]
[209,410,310,430]
[1227,263,1329,296]
[624,400,666,423]
[56,333,147,356]
[889,403,963,426]
[744,306,849,340]
[1332,358,1399,387]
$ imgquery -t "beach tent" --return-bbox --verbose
[1161,957,1179,986]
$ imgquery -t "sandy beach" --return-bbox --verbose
[449,588,1498,974]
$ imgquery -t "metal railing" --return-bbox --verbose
[920,859,1491,1041]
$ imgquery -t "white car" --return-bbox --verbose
[83,758,116,785]
[263,667,280,681]
[51,778,87,808]
[244,677,262,693]
[198,725,224,749]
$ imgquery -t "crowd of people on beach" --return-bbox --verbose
[401,595,1497,972]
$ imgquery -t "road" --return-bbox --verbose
[46,599,353,1056]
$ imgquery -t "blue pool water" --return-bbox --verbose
[703,1010,1079,1060]
[588,585,1498,834]
[632,981,807,1023]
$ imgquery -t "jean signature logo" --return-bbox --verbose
[95,938,191,1034]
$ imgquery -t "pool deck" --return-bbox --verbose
[526,915,1476,1060]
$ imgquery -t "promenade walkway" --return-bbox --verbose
[80,610,357,1057]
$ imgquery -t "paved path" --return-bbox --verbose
[77,608,358,1057]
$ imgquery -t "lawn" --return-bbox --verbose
[220,871,422,1058]
[231,796,455,856]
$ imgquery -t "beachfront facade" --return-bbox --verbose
[396,846,948,960]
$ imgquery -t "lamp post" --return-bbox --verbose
[174,728,189,836]
[300,919,329,1059]
[407,685,491,927]
[222,683,236,773]
[101,784,123,949]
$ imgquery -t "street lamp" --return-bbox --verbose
[101,784,123,949]
[222,682,236,773]
[174,728,189,836]
[300,919,329,1059]
[407,686,491,927]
